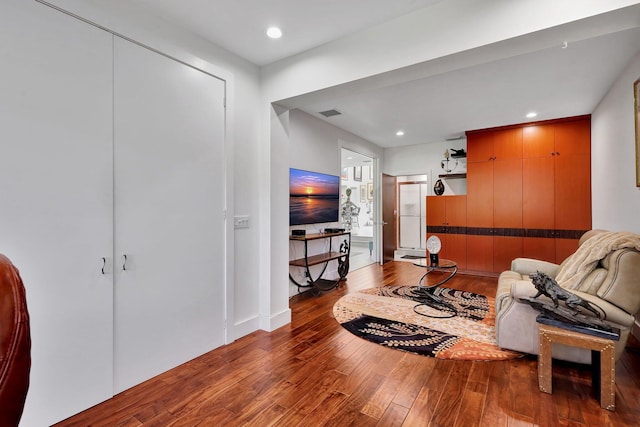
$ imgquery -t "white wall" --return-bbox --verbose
[384,140,467,196]
[592,50,640,233]
[287,110,382,296]
[288,110,383,175]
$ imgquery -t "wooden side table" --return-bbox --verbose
[538,321,618,411]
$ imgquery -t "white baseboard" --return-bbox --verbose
[260,308,292,332]
[233,315,260,341]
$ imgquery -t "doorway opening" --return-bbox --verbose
[396,174,429,261]
[340,148,377,270]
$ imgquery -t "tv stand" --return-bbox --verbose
[289,231,351,292]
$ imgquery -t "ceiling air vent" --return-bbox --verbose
[318,109,342,118]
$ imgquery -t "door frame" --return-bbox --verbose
[382,173,397,263]
[340,147,379,265]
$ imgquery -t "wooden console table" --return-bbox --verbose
[289,231,350,292]
[537,316,620,411]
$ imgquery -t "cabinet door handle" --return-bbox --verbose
[101,257,106,275]
[122,254,128,271]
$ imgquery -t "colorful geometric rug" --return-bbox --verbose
[333,285,522,361]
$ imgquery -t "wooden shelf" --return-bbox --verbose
[438,173,467,179]
[289,231,348,241]
[289,251,346,267]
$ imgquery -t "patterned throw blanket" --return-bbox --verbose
[555,231,640,290]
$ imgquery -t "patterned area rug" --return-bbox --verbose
[333,285,522,361]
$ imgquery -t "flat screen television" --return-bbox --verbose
[289,168,340,226]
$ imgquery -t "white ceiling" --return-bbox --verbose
[300,27,640,147]
[76,1,640,149]
[119,0,443,66]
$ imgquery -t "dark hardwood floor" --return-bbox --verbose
[56,261,640,426]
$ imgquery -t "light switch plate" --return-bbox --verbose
[234,215,249,229]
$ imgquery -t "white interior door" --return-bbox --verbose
[399,182,429,250]
[399,184,421,248]
[0,2,114,425]
[113,38,226,392]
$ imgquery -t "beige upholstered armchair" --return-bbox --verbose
[495,230,640,364]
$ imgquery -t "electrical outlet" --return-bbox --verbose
[234,215,249,229]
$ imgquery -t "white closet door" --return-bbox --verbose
[0,2,114,426]
[113,38,226,392]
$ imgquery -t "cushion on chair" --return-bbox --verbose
[596,249,640,315]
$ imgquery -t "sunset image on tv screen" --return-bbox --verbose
[289,168,340,225]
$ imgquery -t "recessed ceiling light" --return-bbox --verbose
[396,130,405,136]
[526,112,537,118]
[266,27,282,39]
[347,156,353,160]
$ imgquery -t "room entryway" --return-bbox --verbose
[340,148,377,270]
[395,174,429,261]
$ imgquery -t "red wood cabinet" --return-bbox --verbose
[426,195,466,228]
[493,159,523,228]
[494,236,523,272]
[426,195,446,226]
[466,235,493,272]
[466,131,494,163]
[523,156,555,229]
[522,124,554,158]
[522,117,591,263]
[466,161,493,228]
[466,115,591,272]
[467,128,523,229]
[466,128,523,274]
[468,127,522,162]
[426,195,467,269]
[443,234,467,269]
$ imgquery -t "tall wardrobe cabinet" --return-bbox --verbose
[464,116,591,274]
[0,2,227,426]
[522,117,592,263]
[466,128,524,273]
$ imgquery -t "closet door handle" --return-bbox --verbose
[101,257,106,275]
[122,254,128,271]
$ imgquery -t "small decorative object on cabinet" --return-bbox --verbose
[426,235,442,266]
[450,148,466,158]
[289,231,351,293]
[440,149,459,173]
[433,179,445,195]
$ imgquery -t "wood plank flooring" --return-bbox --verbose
[55,261,640,426]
